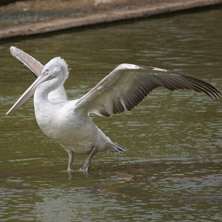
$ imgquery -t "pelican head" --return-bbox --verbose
[6,57,68,115]
[42,57,69,81]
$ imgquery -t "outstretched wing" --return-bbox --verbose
[10,46,43,77]
[76,63,221,117]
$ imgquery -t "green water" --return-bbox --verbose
[0,7,222,222]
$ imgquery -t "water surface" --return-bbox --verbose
[0,7,222,222]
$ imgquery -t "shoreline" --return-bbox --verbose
[0,0,221,40]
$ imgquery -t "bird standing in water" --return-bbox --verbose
[7,46,221,172]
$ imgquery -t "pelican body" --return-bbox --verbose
[7,46,221,172]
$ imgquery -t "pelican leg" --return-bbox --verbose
[66,150,74,171]
[79,146,97,172]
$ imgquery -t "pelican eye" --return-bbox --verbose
[42,69,49,75]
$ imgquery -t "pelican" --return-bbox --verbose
[7,46,221,172]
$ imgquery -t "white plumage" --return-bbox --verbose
[7,46,221,172]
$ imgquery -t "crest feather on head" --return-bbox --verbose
[43,57,69,80]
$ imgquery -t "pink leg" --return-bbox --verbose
[66,150,74,171]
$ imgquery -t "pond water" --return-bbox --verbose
[0,7,222,222]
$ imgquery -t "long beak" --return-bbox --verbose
[6,73,50,115]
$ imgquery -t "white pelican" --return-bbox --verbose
[6,46,221,172]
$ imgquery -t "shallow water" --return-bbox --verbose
[0,7,222,222]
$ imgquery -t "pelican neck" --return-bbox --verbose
[34,77,63,102]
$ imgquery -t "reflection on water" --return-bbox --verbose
[1,159,222,221]
[0,7,222,222]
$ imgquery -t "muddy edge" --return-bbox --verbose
[0,0,222,40]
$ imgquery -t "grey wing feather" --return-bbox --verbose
[76,63,221,117]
